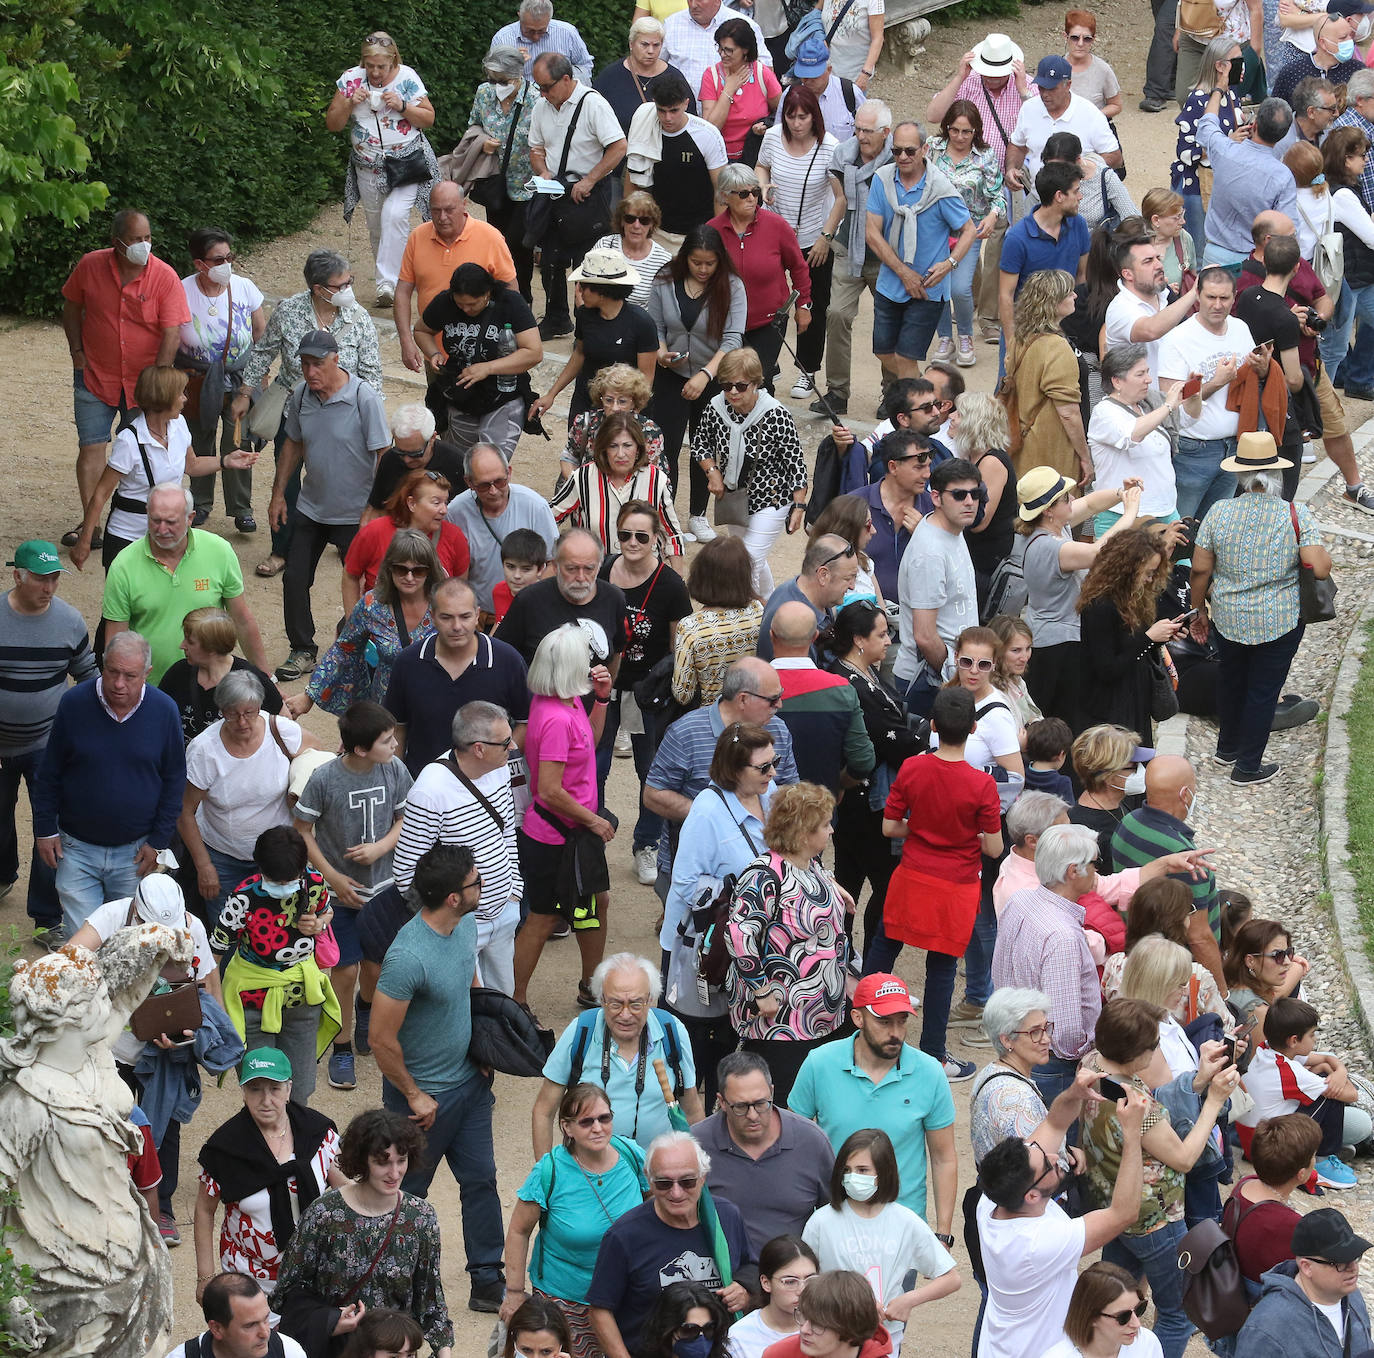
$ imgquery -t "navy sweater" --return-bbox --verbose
[32,679,185,847]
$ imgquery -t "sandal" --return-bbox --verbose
[255,555,286,578]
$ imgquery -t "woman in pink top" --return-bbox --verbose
[514,624,615,1015]
[699,18,781,158]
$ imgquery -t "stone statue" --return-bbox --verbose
[0,925,191,1357]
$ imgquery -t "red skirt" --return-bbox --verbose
[884,863,982,956]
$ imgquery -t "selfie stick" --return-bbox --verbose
[770,288,845,425]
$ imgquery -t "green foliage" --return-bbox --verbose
[932,0,1020,24]
[0,0,633,315]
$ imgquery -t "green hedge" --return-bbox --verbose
[0,0,633,316]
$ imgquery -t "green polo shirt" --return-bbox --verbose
[102,530,245,682]
[789,1035,956,1222]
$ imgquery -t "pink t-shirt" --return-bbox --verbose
[700,61,782,158]
[521,693,599,845]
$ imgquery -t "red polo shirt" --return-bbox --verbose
[61,249,189,407]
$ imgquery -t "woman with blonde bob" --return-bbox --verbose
[1043,1261,1163,1358]
[725,782,850,1102]
[159,605,284,744]
[1065,722,1141,870]
[1143,187,1196,294]
[1004,270,1085,480]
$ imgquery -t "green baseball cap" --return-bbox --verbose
[239,1048,293,1084]
[7,541,68,575]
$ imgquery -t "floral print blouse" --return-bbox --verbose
[241,291,383,395]
[726,851,849,1041]
[1173,89,1242,195]
[337,64,428,168]
[926,138,1006,222]
[672,601,763,704]
[270,1188,453,1349]
[691,398,807,514]
[306,591,436,715]
[468,79,538,203]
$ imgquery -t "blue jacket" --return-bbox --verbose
[1235,1260,1372,1358]
[133,991,244,1145]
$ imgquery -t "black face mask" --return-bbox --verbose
[1228,56,1245,87]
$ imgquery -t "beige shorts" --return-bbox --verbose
[1315,362,1348,441]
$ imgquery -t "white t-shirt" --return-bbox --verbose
[758,129,841,248]
[166,1335,307,1358]
[179,272,265,368]
[1103,282,1169,379]
[186,717,304,860]
[728,1310,795,1358]
[822,0,885,79]
[1315,1299,1347,1343]
[803,1200,955,1352]
[1156,316,1255,443]
[1041,1329,1165,1358]
[1236,1045,1329,1130]
[977,1195,1086,1358]
[1010,92,1119,180]
[106,414,192,543]
[1087,399,1176,519]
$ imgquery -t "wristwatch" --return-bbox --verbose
[821,230,836,241]
[934,1232,955,1247]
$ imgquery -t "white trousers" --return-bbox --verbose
[356,163,418,292]
[475,896,521,995]
[729,503,789,597]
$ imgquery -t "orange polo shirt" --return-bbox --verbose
[61,249,190,407]
[399,217,517,315]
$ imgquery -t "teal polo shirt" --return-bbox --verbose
[789,1035,955,1222]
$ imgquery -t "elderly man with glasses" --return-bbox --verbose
[588,1129,756,1358]
[757,533,860,663]
[533,953,704,1158]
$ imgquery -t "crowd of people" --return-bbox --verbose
[26,1,1374,1357]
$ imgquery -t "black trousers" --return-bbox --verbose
[794,250,835,375]
[743,323,786,393]
[1144,0,1178,102]
[650,367,714,517]
[1026,640,1085,734]
[282,515,359,653]
[485,196,535,303]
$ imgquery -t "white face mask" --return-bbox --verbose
[260,877,300,900]
[326,284,356,309]
[843,1172,878,1201]
[121,239,152,267]
[490,81,517,98]
[207,261,233,286]
[1122,765,1147,797]
[1181,788,1200,822]
[1359,15,1373,42]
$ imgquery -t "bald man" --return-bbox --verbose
[757,534,860,663]
[770,601,874,794]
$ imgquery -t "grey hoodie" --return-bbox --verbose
[1235,1260,1373,1358]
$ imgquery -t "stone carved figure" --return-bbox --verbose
[0,925,191,1357]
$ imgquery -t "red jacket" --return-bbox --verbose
[1079,890,1126,956]
[707,207,811,330]
[764,1327,893,1358]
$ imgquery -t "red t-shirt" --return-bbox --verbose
[883,752,1001,882]
[491,580,514,625]
[343,516,471,591]
[1223,1176,1302,1283]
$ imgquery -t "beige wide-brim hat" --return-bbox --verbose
[1219,430,1293,473]
[1016,466,1077,521]
[971,33,1024,78]
[567,248,638,287]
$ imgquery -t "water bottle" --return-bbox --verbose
[496,323,517,394]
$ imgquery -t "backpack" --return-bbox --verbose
[532,1136,648,1276]
[1297,194,1345,294]
[980,533,1028,622]
[1176,1217,1252,1340]
[567,1006,687,1100]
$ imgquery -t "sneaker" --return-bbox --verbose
[375,286,395,308]
[1344,385,1374,401]
[1315,1154,1358,1189]
[1345,485,1374,514]
[791,372,816,398]
[812,395,847,417]
[960,1028,994,1046]
[328,1047,356,1090]
[1139,96,1168,112]
[539,315,573,340]
[159,1211,181,1246]
[1271,697,1320,730]
[354,1004,371,1056]
[933,337,954,361]
[1302,443,1317,464]
[614,725,633,758]
[948,1000,985,1026]
[469,1279,506,1314]
[35,924,68,952]
[942,1053,977,1083]
[550,917,571,939]
[635,845,658,885]
[1231,762,1280,785]
[956,335,977,368]
[980,322,1001,346]
[275,649,316,682]
[687,514,717,543]
[1213,751,1237,767]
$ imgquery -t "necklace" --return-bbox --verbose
[1081,790,1124,822]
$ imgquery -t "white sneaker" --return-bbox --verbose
[933,336,954,361]
[688,514,717,542]
[791,372,816,398]
[956,335,977,368]
[614,726,633,758]
[1302,442,1317,464]
[634,845,658,885]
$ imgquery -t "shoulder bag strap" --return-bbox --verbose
[266,714,291,763]
[499,91,524,176]
[440,755,507,832]
[134,438,157,490]
[824,0,858,44]
[392,603,412,651]
[983,92,1012,150]
[556,90,588,181]
[219,277,234,363]
[1290,500,1302,546]
[711,785,760,854]
[1173,235,1187,270]
[795,140,825,231]
[339,1197,403,1304]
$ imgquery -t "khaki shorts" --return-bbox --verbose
[1315,362,1348,441]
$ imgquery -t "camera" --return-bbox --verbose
[1304,307,1328,333]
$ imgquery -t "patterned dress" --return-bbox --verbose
[270,1187,453,1349]
[213,870,331,1012]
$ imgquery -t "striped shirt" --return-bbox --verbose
[392,756,520,921]
[758,129,840,249]
[550,462,685,556]
[0,595,97,755]
[1110,806,1219,939]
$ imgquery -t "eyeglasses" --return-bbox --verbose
[603,997,650,1014]
[1100,1301,1149,1325]
[957,655,995,672]
[618,529,653,544]
[675,1325,717,1341]
[572,1111,615,1129]
[720,380,755,392]
[622,214,655,226]
[536,79,561,92]
[819,543,858,568]
[1309,1257,1361,1274]
[398,445,429,458]
[651,1175,701,1190]
[943,487,979,501]
[748,758,778,774]
[1251,947,1296,963]
[743,690,783,707]
[893,145,921,156]
[391,563,429,577]
[475,734,516,751]
[470,476,510,492]
[729,188,761,199]
[723,1096,774,1115]
[1012,1021,1055,1041]
[202,252,236,264]
[463,874,484,894]
[773,1275,814,1290]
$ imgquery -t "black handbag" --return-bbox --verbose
[1150,646,1180,721]
[1291,503,1338,623]
[470,92,524,212]
[376,112,431,192]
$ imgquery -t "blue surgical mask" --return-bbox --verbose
[260,877,300,899]
[674,1338,713,1358]
[1337,36,1357,60]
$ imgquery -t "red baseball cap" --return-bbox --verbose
[852,974,917,1016]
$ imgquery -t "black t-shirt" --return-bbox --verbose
[158,656,284,745]
[493,576,629,669]
[656,127,717,235]
[573,303,658,406]
[597,556,693,684]
[420,287,537,414]
[1234,283,1302,358]
[367,439,467,511]
[592,59,697,132]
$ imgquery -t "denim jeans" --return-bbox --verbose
[1181,195,1206,259]
[920,949,958,1061]
[204,845,259,935]
[1103,1220,1194,1358]
[0,749,59,925]
[937,250,981,339]
[1031,1052,1081,1107]
[1321,280,1355,379]
[1212,622,1304,772]
[1343,283,1374,392]
[1173,436,1237,522]
[382,1074,505,1286]
[55,833,146,936]
[961,881,998,1008]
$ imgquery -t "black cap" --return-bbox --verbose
[1292,1208,1372,1264]
[297,329,339,359]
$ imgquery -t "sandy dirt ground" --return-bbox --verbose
[0,8,1346,1353]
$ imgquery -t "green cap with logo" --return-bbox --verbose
[239,1048,293,1084]
[8,541,68,575]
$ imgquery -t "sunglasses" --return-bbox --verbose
[748,758,778,774]
[622,213,655,226]
[1100,1301,1149,1325]
[1252,946,1296,963]
[819,543,858,568]
[893,145,921,156]
[618,528,653,544]
[572,1111,614,1129]
[202,252,237,265]
[471,476,510,492]
[957,655,995,671]
[720,380,754,392]
[651,1175,701,1191]
[675,1325,717,1341]
[907,401,938,414]
[942,487,979,501]
[743,690,783,707]
[888,453,933,465]
[729,187,761,198]
[390,563,429,577]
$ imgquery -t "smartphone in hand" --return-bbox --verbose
[1099,1076,1128,1103]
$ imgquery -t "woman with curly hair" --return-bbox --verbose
[1076,527,1187,736]
[273,1107,452,1356]
[558,362,668,487]
[1004,269,1087,480]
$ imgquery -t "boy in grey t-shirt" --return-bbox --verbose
[293,700,412,1090]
